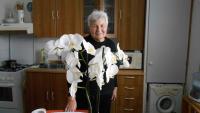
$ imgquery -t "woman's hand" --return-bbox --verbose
[111,87,117,101]
[65,96,77,112]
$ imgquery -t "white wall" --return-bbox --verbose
[0,0,18,23]
[185,0,200,94]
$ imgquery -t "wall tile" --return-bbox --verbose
[10,33,34,64]
[0,33,9,65]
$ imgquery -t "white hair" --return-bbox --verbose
[87,10,108,27]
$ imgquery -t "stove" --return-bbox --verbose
[0,64,32,72]
[0,64,31,113]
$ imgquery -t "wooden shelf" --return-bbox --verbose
[0,23,33,34]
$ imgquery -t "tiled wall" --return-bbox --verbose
[10,33,34,64]
[0,33,9,66]
[0,32,57,65]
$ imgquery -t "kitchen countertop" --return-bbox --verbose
[26,67,66,73]
[26,67,143,75]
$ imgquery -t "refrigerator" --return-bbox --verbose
[145,0,191,83]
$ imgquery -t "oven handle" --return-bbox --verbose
[0,83,15,87]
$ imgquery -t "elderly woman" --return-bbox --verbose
[65,10,117,113]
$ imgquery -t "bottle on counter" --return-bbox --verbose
[40,48,46,64]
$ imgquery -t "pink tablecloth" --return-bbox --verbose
[47,110,88,113]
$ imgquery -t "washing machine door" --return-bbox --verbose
[156,95,175,113]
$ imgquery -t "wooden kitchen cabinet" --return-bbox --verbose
[24,69,143,113]
[24,69,68,113]
[114,70,144,113]
[33,0,83,37]
[117,0,146,50]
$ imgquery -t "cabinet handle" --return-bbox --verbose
[124,87,135,90]
[52,11,55,20]
[124,97,135,100]
[51,91,54,101]
[56,10,59,19]
[119,10,122,20]
[124,76,135,79]
[123,108,134,111]
[46,91,49,101]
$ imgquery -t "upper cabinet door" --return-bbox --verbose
[83,0,117,38]
[33,0,56,37]
[33,0,83,38]
[117,0,146,50]
[56,0,83,37]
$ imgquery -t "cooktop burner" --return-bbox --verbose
[0,64,32,72]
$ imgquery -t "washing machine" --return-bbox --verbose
[148,84,183,113]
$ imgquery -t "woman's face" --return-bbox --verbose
[89,18,108,42]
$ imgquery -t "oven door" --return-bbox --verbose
[0,83,18,108]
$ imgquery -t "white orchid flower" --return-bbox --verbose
[55,34,84,52]
[44,40,63,56]
[116,43,130,68]
[99,47,118,83]
[82,40,96,55]
[67,67,83,97]
[44,33,85,58]
[104,47,117,65]
[96,69,104,90]
[68,34,84,51]
[58,34,71,51]
[54,39,64,56]
[61,51,80,68]
[69,81,82,97]
[88,62,105,90]
[67,67,83,83]
[88,47,105,90]
[106,64,119,83]
[122,58,130,67]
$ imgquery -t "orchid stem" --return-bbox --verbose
[96,87,100,113]
[85,81,92,113]
[80,51,87,65]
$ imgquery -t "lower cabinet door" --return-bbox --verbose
[25,71,68,113]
